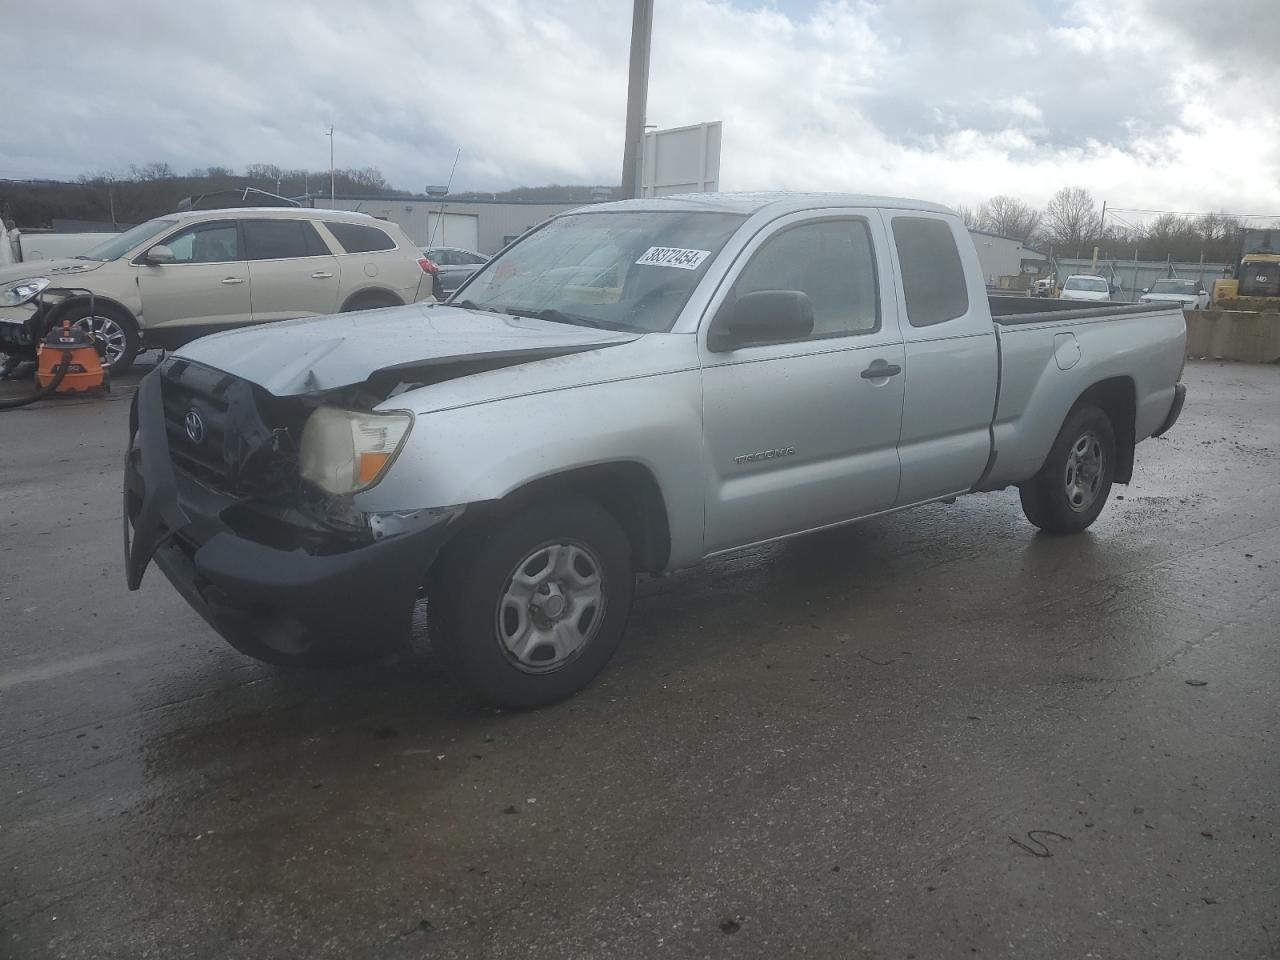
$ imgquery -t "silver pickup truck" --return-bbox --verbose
[124,193,1187,707]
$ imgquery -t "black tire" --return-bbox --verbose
[59,302,140,375]
[341,290,402,313]
[429,498,635,708]
[1019,404,1117,535]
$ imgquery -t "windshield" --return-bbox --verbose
[1151,280,1196,293]
[1064,277,1108,292]
[79,218,177,261]
[453,210,746,332]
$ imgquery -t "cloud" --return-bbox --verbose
[2,0,1278,217]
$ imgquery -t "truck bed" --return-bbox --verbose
[989,296,1172,325]
[981,296,1186,492]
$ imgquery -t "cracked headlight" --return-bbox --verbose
[299,407,413,495]
[0,277,50,307]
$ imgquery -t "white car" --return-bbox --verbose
[1059,275,1112,302]
[1139,278,1209,311]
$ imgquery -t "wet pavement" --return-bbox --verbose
[1,360,1278,959]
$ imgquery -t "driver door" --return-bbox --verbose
[699,212,906,553]
[136,219,251,341]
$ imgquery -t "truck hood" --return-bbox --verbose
[0,258,106,284]
[175,303,640,397]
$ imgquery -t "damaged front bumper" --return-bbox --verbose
[123,369,461,662]
[0,304,40,360]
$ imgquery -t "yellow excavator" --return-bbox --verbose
[1213,228,1280,309]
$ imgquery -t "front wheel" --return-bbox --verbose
[1019,404,1117,535]
[61,304,140,375]
[429,499,635,708]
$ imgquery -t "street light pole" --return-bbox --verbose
[620,0,654,199]
[326,126,335,205]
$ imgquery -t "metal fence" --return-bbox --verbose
[1049,256,1230,301]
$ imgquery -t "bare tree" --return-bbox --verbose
[976,195,1040,241]
[342,167,388,191]
[244,163,283,182]
[952,203,979,230]
[1043,186,1097,252]
[129,161,175,181]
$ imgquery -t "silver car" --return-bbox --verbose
[421,246,489,295]
[125,192,1188,708]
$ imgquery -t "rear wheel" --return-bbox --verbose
[429,499,635,708]
[61,304,139,375]
[1019,404,1116,535]
[341,291,402,312]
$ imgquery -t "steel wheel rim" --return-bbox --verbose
[495,540,606,674]
[1064,430,1105,512]
[72,315,127,366]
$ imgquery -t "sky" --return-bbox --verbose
[4,0,1279,218]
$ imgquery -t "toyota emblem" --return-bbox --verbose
[184,408,206,444]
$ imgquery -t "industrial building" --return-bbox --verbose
[968,229,1048,288]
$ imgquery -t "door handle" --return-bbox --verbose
[221,277,245,285]
[861,361,902,380]
[311,271,334,279]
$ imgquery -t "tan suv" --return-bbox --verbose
[0,207,434,374]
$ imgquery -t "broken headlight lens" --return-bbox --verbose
[0,277,50,307]
[299,407,413,495]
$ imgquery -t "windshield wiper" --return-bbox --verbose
[452,299,503,314]
[502,306,617,330]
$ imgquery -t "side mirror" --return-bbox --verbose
[1141,287,1150,294]
[707,290,814,352]
[1198,289,1206,296]
[145,244,175,264]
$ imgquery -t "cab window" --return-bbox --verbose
[892,216,969,326]
[733,219,880,338]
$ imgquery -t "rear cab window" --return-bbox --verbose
[326,221,398,254]
[891,216,969,327]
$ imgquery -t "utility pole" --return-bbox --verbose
[326,126,335,205]
[106,175,117,231]
[1091,200,1106,273]
[620,0,654,199]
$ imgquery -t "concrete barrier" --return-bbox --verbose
[1185,309,1280,363]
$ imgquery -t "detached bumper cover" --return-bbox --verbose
[123,370,456,659]
[1152,382,1187,438]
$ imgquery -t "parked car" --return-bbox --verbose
[1059,274,1112,302]
[0,208,434,374]
[1030,276,1055,297]
[125,193,1187,708]
[421,245,489,295]
[1139,278,1209,310]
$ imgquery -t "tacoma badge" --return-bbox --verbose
[734,446,796,465]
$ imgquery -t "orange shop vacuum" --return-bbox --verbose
[0,320,108,410]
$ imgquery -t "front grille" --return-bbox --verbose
[159,359,300,497]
